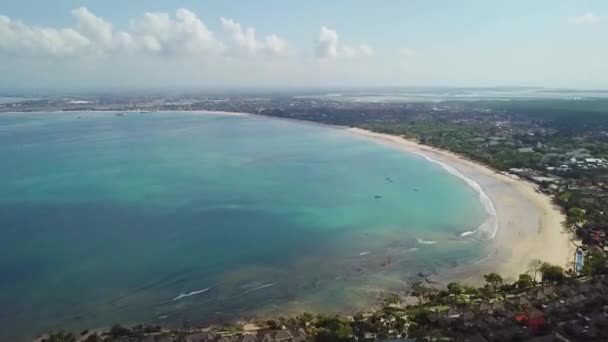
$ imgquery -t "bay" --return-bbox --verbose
[0,111,488,340]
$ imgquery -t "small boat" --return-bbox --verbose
[413,188,420,191]
[115,113,127,116]
[374,195,382,199]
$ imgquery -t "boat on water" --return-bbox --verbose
[115,113,127,116]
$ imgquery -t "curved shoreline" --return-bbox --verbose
[8,109,578,339]
[5,109,575,283]
[346,127,574,283]
[411,150,499,241]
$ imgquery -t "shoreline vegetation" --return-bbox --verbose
[25,109,592,341]
[40,270,608,342]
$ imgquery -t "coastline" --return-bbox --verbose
[346,127,574,283]
[4,109,575,283]
[8,109,580,340]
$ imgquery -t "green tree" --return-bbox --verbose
[266,320,279,330]
[296,312,314,327]
[446,282,463,295]
[540,263,565,283]
[335,324,353,339]
[462,285,480,296]
[566,207,586,226]
[316,315,344,332]
[516,273,534,290]
[483,273,503,292]
[582,250,607,277]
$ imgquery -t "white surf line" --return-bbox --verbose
[473,248,498,265]
[231,281,279,300]
[244,282,278,293]
[171,288,210,301]
[412,151,499,240]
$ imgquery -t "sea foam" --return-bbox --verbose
[245,282,278,293]
[171,288,210,301]
[413,151,499,240]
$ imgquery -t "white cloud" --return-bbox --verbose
[132,9,222,56]
[0,15,91,56]
[315,26,373,60]
[568,12,599,25]
[265,34,287,56]
[400,47,414,57]
[72,7,135,53]
[220,17,259,54]
[0,7,224,58]
[220,17,287,56]
[316,26,340,59]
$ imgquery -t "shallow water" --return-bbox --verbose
[0,111,489,339]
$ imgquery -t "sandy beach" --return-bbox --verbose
[347,127,575,284]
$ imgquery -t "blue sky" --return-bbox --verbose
[1,0,607,90]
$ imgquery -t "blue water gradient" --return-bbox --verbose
[0,112,488,340]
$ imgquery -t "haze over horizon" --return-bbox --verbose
[1,0,607,91]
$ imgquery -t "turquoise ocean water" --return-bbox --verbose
[0,112,488,340]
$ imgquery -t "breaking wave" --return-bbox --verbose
[245,282,278,293]
[413,152,498,240]
[171,288,210,301]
